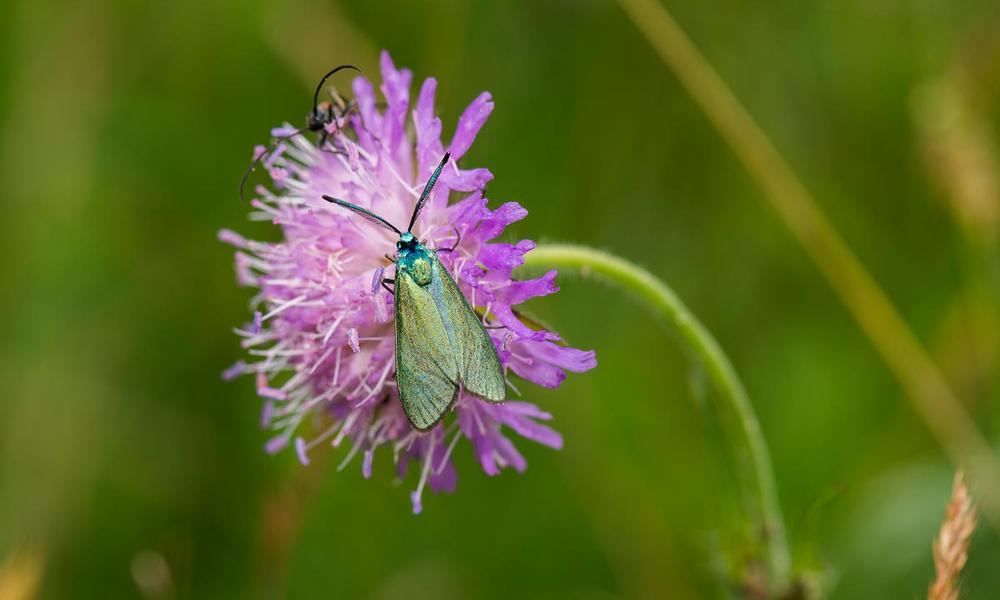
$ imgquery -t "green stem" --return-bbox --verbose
[616,0,1000,531]
[523,243,791,591]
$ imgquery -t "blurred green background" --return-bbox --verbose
[2,0,999,597]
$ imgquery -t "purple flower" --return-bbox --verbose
[221,51,596,512]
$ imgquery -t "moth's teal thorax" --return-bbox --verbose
[396,234,433,287]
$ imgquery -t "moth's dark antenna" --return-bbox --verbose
[312,65,360,117]
[323,196,403,235]
[238,127,310,203]
[407,153,450,233]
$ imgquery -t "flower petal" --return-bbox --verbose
[478,202,528,241]
[440,166,493,192]
[521,339,598,373]
[448,92,494,161]
[478,240,536,273]
[414,77,445,177]
[379,50,413,171]
[351,76,381,139]
[497,406,563,449]
[499,270,559,305]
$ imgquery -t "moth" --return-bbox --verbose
[239,64,360,203]
[323,153,506,430]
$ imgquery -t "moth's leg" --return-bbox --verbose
[436,227,462,254]
[380,278,395,294]
[384,253,397,263]
[484,324,507,330]
[317,130,329,150]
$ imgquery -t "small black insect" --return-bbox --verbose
[305,64,361,147]
[239,64,361,203]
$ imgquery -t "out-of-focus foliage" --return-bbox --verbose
[1,0,998,598]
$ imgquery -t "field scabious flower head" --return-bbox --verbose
[221,51,595,512]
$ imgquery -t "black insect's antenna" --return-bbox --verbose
[407,153,450,233]
[323,196,402,236]
[312,65,360,116]
[240,65,359,203]
[238,127,311,203]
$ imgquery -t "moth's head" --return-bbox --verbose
[397,232,418,252]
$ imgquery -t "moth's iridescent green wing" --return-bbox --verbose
[394,268,460,430]
[427,252,506,403]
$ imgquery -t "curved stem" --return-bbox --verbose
[616,0,1000,529]
[523,243,791,591]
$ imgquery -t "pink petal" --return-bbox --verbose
[448,92,494,161]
